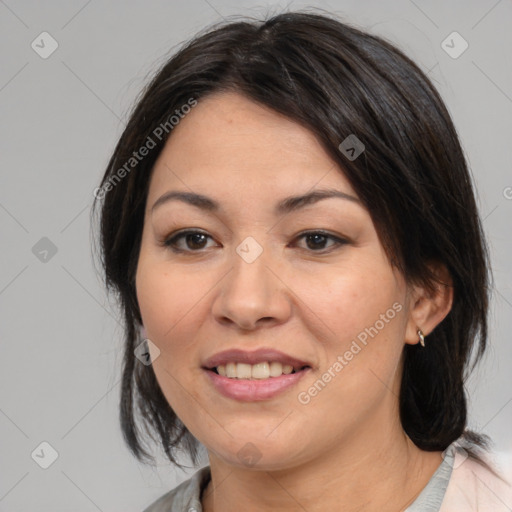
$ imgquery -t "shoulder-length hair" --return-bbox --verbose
[93,9,496,473]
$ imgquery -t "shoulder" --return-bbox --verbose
[440,447,512,512]
[142,466,211,512]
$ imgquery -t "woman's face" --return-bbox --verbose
[136,91,417,470]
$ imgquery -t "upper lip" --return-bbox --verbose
[202,348,312,371]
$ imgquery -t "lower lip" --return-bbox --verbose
[203,368,311,401]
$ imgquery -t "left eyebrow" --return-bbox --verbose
[275,188,361,215]
[150,188,361,215]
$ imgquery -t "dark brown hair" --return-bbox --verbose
[93,9,499,474]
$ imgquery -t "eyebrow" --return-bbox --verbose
[151,188,361,215]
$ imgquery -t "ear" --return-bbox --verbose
[404,262,454,346]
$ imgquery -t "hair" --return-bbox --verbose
[92,9,500,476]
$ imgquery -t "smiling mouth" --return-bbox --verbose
[203,363,312,401]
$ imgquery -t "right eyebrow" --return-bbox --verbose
[151,191,218,213]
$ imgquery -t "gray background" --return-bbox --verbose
[1,0,511,510]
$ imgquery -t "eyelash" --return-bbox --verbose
[162,229,349,254]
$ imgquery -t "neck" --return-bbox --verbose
[201,417,442,512]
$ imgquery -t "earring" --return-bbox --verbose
[417,328,425,347]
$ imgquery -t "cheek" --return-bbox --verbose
[136,260,208,411]
[136,258,206,343]
[295,256,406,400]
[297,257,403,344]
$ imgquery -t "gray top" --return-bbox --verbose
[405,443,455,512]
[143,443,456,512]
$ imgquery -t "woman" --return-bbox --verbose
[93,10,512,512]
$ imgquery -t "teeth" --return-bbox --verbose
[216,361,297,379]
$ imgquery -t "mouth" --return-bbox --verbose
[201,348,313,400]
[202,348,313,376]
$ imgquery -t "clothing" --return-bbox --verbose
[142,441,512,511]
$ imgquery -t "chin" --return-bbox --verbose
[207,436,306,471]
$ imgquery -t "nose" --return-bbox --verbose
[211,244,292,330]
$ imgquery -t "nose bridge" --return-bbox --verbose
[228,234,273,304]
[212,234,290,328]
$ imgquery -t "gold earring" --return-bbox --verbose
[417,329,425,347]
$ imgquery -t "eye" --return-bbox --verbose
[163,230,217,253]
[292,230,348,252]
[162,229,349,254]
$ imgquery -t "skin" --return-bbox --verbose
[135,91,453,512]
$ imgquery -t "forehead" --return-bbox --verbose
[147,91,358,210]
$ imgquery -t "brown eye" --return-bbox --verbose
[293,231,348,252]
[304,233,330,250]
[164,230,216,252]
